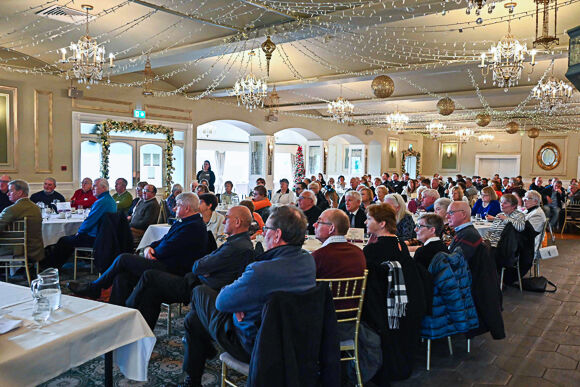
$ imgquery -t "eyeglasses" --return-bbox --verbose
[315,219,333,226]
[447,210,464,216]
[415,224,432,230]
[143,189,153,193]
[263,225,277,232]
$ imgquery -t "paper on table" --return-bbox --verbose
[0,317,22,334]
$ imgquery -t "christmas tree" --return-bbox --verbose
[293,145,305,183]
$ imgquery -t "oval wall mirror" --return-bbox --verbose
[537,142,561,170]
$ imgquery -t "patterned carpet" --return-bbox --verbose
[10,264,248,387]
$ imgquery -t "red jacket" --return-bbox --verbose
[70,189,97,208]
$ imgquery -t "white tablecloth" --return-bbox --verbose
[474,222,492,236]
[137,223,171,250]
[0,282,156,386]
[42,215,85,247]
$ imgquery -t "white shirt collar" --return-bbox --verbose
[349,208,359,216]
[423,236,440,246]
[320,235,348,248]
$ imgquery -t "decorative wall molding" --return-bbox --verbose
[34,89,53,173]
[72,96,133,115]
[0,85,18,173]
[145,104,192,121]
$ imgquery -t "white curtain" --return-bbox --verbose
[215,151,226,193]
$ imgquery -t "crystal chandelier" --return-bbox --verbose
[426,121,446,139]
[478,134,494,145]
[386,109,409,132]
[479,8,536,92]
[455,128,474,143]
[142,56,154,96]
[532,76,574,113]
[231,51,268,112]
[466,0,496,15]
[58,5,114,85]
[328,85,354,123]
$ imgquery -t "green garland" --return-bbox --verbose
[401,149,421,177]
[100,119,175,197]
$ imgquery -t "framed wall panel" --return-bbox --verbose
[439,142,460,172]
[34,90,53,173]
[0,85,18,172]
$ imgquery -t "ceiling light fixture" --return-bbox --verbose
[455,128,474,142]
[386,108,409,132]
[466,0,496,15]
[231,51,268,112]
[58,4,114,85]
[479,3,536,92]
[478,134,494,145]
[532,76,574,113]
[328,85,354,123]
[426,120,446,139]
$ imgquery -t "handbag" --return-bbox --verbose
[539,245,559,259]
[521,276,557,293]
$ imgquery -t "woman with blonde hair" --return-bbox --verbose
[360,186,375,209]
[450,185,469,203]
[375,185,389,203]
[384,193,416,241]
[471,186,501,218]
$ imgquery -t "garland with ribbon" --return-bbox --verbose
[99,119,175,196]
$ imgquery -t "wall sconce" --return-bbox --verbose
[445,146,453,159]
[390,144,397,157]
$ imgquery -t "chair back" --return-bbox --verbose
[317,270,368,325]
[157,199,169,224]
[0,217,31,284]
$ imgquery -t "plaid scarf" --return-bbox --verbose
[382,261,408,329]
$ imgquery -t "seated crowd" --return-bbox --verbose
[0,169,579,386]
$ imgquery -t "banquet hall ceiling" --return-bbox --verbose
[1,0,579,134]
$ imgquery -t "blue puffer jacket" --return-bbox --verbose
[421,249,479,339]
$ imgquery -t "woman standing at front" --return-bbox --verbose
[196,160,216,193]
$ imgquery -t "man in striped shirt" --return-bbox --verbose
[483,193,525,248]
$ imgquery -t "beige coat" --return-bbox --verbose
[0,197,44,262]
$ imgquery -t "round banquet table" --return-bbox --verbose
[42,215,85,247]
[473,221,492,236]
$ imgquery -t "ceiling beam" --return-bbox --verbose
[114,0,466,75]
[127,0,243,32]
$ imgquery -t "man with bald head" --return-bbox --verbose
[447,201,483,263]
[0,175,12,212]
[125,205,255,330]
[30,177,66,210]
[312,209,366,280]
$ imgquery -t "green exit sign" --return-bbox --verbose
[133,109,146,119]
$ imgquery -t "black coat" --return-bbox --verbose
[93,212,133,273]
[464,244,506,340]
[362,236,430,383]
[343,208,367,230]
[414,239,448,270]
[248,284,340,387]
[497,221,538,284]
[304,205,322,235]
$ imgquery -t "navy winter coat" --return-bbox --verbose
[421,249,479,339]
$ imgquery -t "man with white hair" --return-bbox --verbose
[297,189,322,235]
[529,177,544,193]
[420,189,440,212]
[30,177,66,210]
[69,192,209,305]
[0,179,44,264]
[447,201,482,263]
[42,178,117,269]
[342,190,367,229]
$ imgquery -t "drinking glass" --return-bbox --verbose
[475,213,481,222]
[32,297,51,326]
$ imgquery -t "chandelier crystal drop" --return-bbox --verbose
[479,16,536,92]
[386,110,409,132]
[466,0,496,15]
[328,85,354,123]
[58,5,114,85]
[426,121,446,139]
[455,128,474,143]
[532,76,574,113]
[478,134,495,145]
[231,51,268,112]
